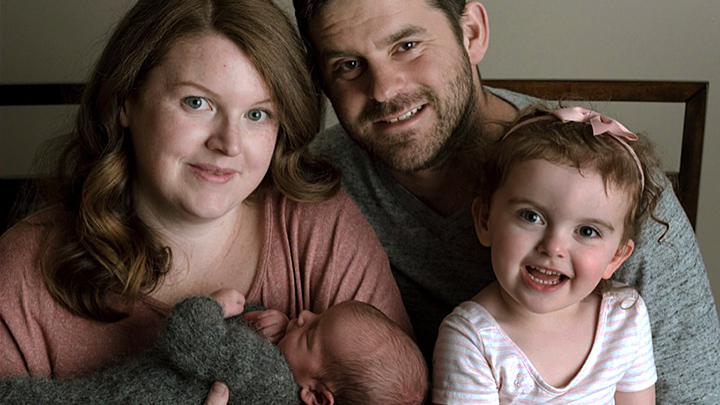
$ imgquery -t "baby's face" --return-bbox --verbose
[276,303,352,385]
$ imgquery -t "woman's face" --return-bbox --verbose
[121,33,279,225]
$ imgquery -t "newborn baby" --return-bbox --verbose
[1,290,427,405]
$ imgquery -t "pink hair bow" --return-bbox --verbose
[551,107,638,141]
[550,107,644,189]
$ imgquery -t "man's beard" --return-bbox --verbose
[339,55,481,174]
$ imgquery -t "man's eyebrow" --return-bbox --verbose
[320,25,429,62]
[383,26,428,47]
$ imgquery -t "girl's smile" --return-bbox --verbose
[474,159,634,316]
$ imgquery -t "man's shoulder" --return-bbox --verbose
[310,123,358,157]
[484,85,539,110]
[309,124,385,196]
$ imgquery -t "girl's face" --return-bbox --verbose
[473,159,634,316]
[121,33,279,226]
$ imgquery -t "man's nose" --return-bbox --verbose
[368,62,406,103]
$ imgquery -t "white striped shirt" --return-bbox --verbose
[433,289,656,404]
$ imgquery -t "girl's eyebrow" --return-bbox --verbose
[506,197,538,207]
[578,218,616,233]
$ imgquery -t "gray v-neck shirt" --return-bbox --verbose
[311,86,720,403]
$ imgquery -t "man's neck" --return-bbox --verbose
[389,165,473,216]
[389,86,518,217]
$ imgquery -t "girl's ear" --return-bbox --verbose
[471,197,492,247]
[300,385,334,405]
[461,1,490,65]
[603,239,635,279]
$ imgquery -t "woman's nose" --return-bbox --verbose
[207,116,242,156]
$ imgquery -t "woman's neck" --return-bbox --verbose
[143,201,264,305]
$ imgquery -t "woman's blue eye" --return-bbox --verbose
[339,60,359,72]
[248,109,267,122]
[184,96,207,110]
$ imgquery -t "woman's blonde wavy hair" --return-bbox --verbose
[37,0,339,321]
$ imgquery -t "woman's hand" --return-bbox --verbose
[204,382,229,405]
[243,309,289,344]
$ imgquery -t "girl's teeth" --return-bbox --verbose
[535,267,562,276]
[528,274,561,285]
[527,266,563,285]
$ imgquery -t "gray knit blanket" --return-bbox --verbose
[0,296,299,405]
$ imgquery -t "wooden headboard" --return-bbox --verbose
[484,80,707,228]
[0,80,708,231]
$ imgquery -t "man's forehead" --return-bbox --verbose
[308,0,447,52]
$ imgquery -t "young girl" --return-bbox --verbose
[432,106,664,404]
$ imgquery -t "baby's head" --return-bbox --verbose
[277,301,428,405]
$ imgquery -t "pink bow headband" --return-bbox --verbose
[503,106,645,190]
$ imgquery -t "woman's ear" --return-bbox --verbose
[460,1,490,65]
[603,239,635,279]
[299,385,334,405]
[471,197,492,247]
[120,99,131,128]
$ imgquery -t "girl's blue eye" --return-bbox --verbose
[520,210,541,224]
[248,109,267,122]
[578,226,599,238]
[184,96,207,110]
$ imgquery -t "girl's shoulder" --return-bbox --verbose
[600,284,648,323]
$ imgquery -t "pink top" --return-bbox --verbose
[0,190,411,378]
[433,289,656,404]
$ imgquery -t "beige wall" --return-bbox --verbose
[1,0,718,314]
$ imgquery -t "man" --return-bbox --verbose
[293,0,720,402]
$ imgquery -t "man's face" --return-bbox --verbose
[308,0,478,173]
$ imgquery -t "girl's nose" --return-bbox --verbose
[537,230,567,258]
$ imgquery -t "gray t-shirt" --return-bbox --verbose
[311,86,720,403]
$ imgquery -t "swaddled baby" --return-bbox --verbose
[0,290,427,405]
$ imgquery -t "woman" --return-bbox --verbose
[0,0,411,398]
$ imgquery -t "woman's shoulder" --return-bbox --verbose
[267,188,366,227]
[2,206,61,237]
[0,208,63,300]
[1,208,60,272]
